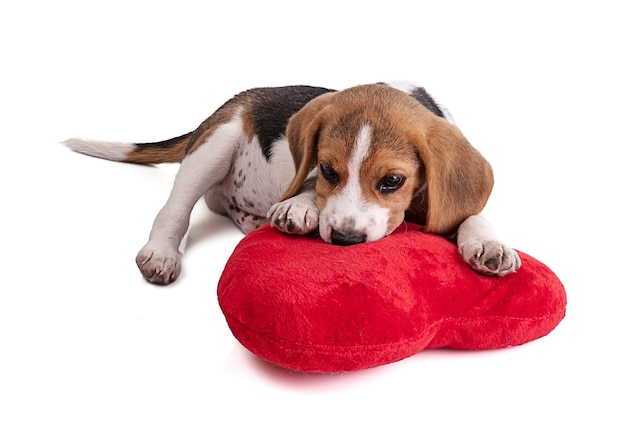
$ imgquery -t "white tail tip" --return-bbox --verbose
[62,138,135,161]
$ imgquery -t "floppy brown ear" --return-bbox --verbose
[281,92,337,200]
[415,119,494,235]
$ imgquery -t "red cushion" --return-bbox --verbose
[218,223,566,373]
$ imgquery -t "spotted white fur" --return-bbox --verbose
[65,82,520,284]
[134,114,247,283]
[209,133,295,233]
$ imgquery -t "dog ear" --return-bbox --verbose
[413,118,494,235]
[281,92,337,200]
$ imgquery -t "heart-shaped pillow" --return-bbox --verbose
[218,223,566,373]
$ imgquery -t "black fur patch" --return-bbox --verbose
[246,86,334,161]
[409,87,445,118]
[135,132,191,151]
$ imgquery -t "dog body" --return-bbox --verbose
[65,82,520,284]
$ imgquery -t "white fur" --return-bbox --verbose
[267,160,319,236]
[319,124,390,243]
[63,138,135,161]
[457,215,521,276]
[387,80,419,94]
[68,83,520,284]
[135,114,246,283]
[209,133,295,233]
[386,80,456,125]
[267,189,319,235]
[269,135,297,185]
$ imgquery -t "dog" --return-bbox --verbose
[64,82,521,284]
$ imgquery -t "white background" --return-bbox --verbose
[1,1,624,439]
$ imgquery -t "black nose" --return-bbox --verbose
[330,229,366,246]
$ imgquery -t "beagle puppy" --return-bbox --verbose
[64,82,520,284]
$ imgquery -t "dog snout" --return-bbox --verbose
[330,229,366,246]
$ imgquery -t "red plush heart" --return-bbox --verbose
[218,223,566,373]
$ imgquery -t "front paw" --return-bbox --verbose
[267,197,319,235]
[136,243,182,285]
[459,239,521,277]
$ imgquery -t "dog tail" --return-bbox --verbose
[62,132,192,165]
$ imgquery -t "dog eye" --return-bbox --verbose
[378,175,405,194]
[319,164,339,185]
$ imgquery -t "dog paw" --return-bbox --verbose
[135,244,182,285]
[267,196,319,235]
[459,238,521,277]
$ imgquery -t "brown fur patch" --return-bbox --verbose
[125,134,191,164]
[240,108,257,143]
[186,103,240,155]
[314,123,422,235]
[283,83,493,235]
[125,94,249,163]
[361,147,422,234]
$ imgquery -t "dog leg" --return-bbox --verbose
[136,120,242,284]
[268,189,320,235]
[457,215,521,277]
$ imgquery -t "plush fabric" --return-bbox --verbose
[218,223,566,373]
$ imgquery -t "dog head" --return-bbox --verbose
[281,84,494,245]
